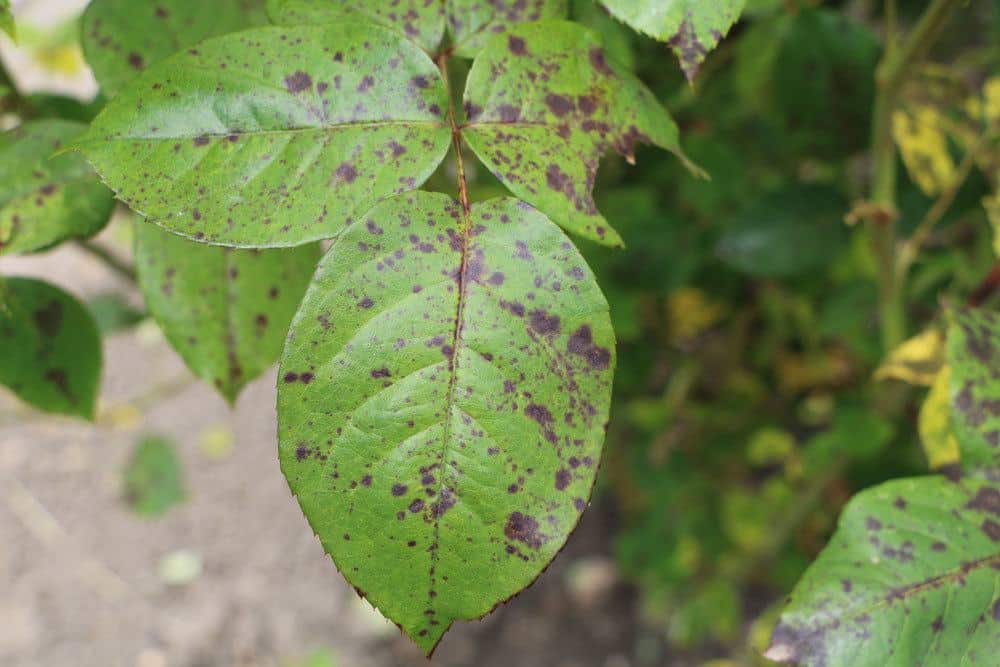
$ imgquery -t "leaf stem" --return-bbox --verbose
[74,239,137,283]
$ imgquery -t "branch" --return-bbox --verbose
[74,239,138,283]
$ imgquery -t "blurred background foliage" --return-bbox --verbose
[2,0,998,665]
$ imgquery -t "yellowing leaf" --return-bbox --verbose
[873,328,944,386]
[667,287,726,344]
[918,367,961,470]
[982,76,1000,125]
[891,106,956,196]
[747,427,795,466]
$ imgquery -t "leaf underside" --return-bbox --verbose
[0,120,114,256]
[766,476,1000,667]
[600,0,745,81]
[278,192,614,653]
[948,308,1000,474]
[0,278,102,419]
[135,224,320,403]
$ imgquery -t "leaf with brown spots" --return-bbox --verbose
[0,277,102,419]
[600,0,745,81]
[0,121,114,256]
[82,0,270,98]
[267,0,447,53]
[278,192,613,654]
[462,21,699,247]
[948,308,1000,473]
[135,224,320,403]
[447,0,567,58]
[767,476,1000,667]
[72,23,451,247]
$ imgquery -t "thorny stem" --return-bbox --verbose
[867,0,963,352]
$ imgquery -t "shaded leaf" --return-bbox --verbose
[766,476,1000,667]
[135,224,320,402]
[74,24,451,247]
[0,277,102,419]
[919,367,961,470]
[123,435,186,517]
[599,0,745,81]
[447,0,567,58]
[82,0,269,98]
[873,328,945,386]
[0,120,114,256]
[278,192,614,654]
[463,21,695,247]
[948,308,1000,473]
[267,0,446,53]
[87,292,145,334]
[714,185,847,277]
[986,192,999,258]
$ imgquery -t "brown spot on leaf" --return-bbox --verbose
[284,70,313,93]
[504,512,545,550]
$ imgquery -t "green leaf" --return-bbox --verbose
[447,0,567,58]
[463,21,695,248]
[82,0,269,98]
[948,308,1000,473]
[87,292,146,335]
[0,0,15,41]
[135,224,320,402]
[0,277,102,419]
[766,476,1000,667]
[715,185,847,278]
[0,120,114,256]
[278,192,614,654]
[599,0,745,81]
[123,435,186,517]
[267,0,446,54]
[74,24,451,248]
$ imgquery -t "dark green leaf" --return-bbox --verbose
[82,0,269,98]
[463,21,696,247]
[448,0,567,58]
[766,476,1000,667]
[948,308,1000,473]
[74,24,451,248]
[715,185,847,277]
[0,120,114,256]
[599,0,745,80]
[123,435,186,517]
[0,277,102,419]
[135,224,320,402]
[278,192,614,654]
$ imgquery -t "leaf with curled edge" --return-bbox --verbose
[72,23,451,248]
[278,192,614,654]
[600,0,745,81]
[948,308,1000,475]
[447,0,567,58]
[0,277,102,419]
[1,120,114,256]
[766,476,1000,667]
[462,21,700,248]
[266,0,447,53]
[135,223,320,403]
[82,0,269,98]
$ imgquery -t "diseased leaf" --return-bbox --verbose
[919,367,961,471]
[123,435,186,517]
[82,0,269,99]
[892,105,957,197]
[0,277,102,419]
[267,0,447,54]
[599,0,745,81]
[0,120,114,256]
[948,308,1000,473]
[463,21,695,247]
[766,476,1000,667]
[74,24,451,248]
[0,0,15,41]
[136,224,320,402]
[278,192,614,654]
[447,0,567,58]
[873,328,945,386]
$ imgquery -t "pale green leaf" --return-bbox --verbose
[766,476,1000,667]
[74,24,452,248]
[278,192,614,654]
[948,308,1000,473]
[267,0,446,53]
[599,0,745,80]
[0,277,102,419]
[463,21,695,247]
[82,0,269,98]
[135,223,320,402]
[0,120,114,256]
[123,435,186,517]
[0,0,15,41]
[447,0,567,58]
